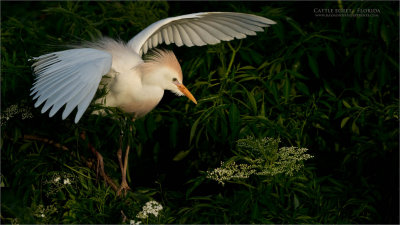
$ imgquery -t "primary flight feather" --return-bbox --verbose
[30,12,276,123]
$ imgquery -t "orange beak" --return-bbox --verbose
[176,83,197,104]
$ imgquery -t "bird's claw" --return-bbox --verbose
[117,181,131,196]
[117,180,131,196]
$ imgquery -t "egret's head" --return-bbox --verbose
[142,49,197,104]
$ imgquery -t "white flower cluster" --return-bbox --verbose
[206,137,313,185]
[257,147,313,176]
[32,204,57,220]
[136,200,163,219]
[0,104,33,126]
[206,161,257,185]
[63,178,72,185]
[10,218,19,225]
[43,172,76,197]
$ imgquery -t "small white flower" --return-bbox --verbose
[130,220,141,225]
[63,178,71,185]
[136,200,163,219]
[136,211,148,219]
[11,217,19,225]
[53,177,61,183]
[207,137,313,185]
[1,104,33,126]
[40,213,45,218]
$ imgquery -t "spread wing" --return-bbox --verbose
[127,12,276,56]
[30,48,112,123]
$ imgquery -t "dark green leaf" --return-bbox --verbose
[326,44,335,66]
[284,75,290,103]
[307,54,319,78]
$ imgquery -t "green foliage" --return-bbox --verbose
[1,1,398,224]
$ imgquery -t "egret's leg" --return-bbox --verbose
[117,145,131,196]
[116,116,135,196]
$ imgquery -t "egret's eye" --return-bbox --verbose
[172,78,178,82]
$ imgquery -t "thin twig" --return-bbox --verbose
[23,134,69,151]
[6,132,122,193]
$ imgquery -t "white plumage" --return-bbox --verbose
[30,12,276,123]
[128,12,276,55]
[31,48,112,122]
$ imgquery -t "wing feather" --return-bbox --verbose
[143,40,148,55]
[181,23,206,46]
[210,16,264,32]
[148,37,153,49]
[34,71,79,107]
[222,13,276,25]
[157,32,163,45]
[152,34,158,48]
[222,15,269,27]
[185,23,220,45]
[127,12,276,56]
[171,25,183,46]
[62,82,90,120]
[75,79,101,123]
[32,67,81,99]
[48,82,87,117]
[31,68,77,96]
[200,19,247,39]
[31,48,112,123]
[167,26,174,43]
[191,21,234,41]
[162,28,170,45]
[176,24,194,47]
[33,50,100,77]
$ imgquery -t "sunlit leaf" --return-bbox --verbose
[173,149,192,161]
[340,117,351,128]
[351,120,360,134]
[323,81,336,97]
[342,100,351,108]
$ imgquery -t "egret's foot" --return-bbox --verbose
[117,179,131,196]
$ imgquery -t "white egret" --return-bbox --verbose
[30,12,276,195]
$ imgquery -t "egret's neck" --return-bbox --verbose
[141,65,172,90]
